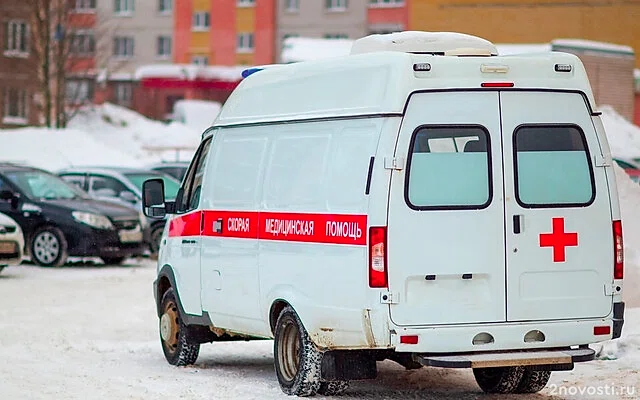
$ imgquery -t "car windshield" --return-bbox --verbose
[5,170,88,200]
[124,173,181,200]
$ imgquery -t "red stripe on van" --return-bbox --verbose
[169,210,367,245]
[168,211,202,237]
[259,212,367,245]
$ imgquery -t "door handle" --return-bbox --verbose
[513,215,523,234]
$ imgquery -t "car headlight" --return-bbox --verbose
[72,211,114,230]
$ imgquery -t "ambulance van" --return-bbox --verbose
[142,31,625,396]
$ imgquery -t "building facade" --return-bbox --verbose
[367,0,407,35]
[275,0,367,62]
[408,0,640,69]
[93,0,174,108]
[0,0,40,128]
[174,0,276,67]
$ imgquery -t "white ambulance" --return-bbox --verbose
[142,31,625,396]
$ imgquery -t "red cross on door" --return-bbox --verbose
[539,217,578,263]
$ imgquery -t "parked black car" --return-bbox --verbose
[0,163,146,266]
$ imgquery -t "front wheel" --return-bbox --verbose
[274,306,322,396]
[473,366,525,394]
[159,288,200,366]
[30,226,67,267]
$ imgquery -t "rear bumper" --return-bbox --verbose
[391,317,616,353]
[413,347,594,369]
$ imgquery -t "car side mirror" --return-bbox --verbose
[0,190,20,209]
[142,178,167,218]
[119,191,138,203]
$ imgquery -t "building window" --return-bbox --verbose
[157,36,171,58]
[326,0,348,11]
[74,0,97,12]
[323,33,349,39]
[65,80,93,104]
[237,33,254,53]
[191,55,208,65]
[70,30,95,56]
[114,83,133,106]
[192,12,210,31]
[114,0,134,15]
[113,37,134,57]
[158,0,172,13]
[4,20,29,56]
[369,0,403,6]
[3,88,28,124]
[237,0,255,6]
[284,0,299,12]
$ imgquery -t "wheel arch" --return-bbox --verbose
[155,264,212,327]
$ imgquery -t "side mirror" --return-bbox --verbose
[0,190,20,209]
[119,191,138,203]
[142,178,167,218]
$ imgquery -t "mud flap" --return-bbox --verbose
[321,350,378,381]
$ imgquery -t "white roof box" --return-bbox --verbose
[350,31,498,57]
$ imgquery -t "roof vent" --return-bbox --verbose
[350,31,498,57]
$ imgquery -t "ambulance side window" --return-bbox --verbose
[514,125,594,207]
[406,125,491,210]
[177,137,212,212]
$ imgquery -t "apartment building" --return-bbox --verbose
[367,0,407,35]
[275,0,367,63]
[0,0,39,128]
[94,0,174,108]
[174,0,276,66]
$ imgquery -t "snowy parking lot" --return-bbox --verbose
[0,260,638,400]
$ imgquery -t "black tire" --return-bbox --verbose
[274,306,322,396]
[318,380,350,396]
[159,288,200,366]
[515,368,552,393]
[30,226,68,267]
[149,225,164,257]
[473,366,525,394]
[101,256,126,265]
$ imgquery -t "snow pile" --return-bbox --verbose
[68,102,201,163]
[0,128,144,171]
[591,165,640,362]
[281,37,354,63]
[551,38,634,54]
[600,105,640,160]
[134,64,245,82]
[171,99,221,133]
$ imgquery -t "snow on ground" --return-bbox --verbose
[0,261,637,400]
[171,99,221,134]
[0,103,201,172]
[600,105,640,160]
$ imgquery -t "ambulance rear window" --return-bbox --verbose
[514,125,594,207]
[406,125,491,210]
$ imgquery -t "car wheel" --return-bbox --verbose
[274,306,322,396]
[159,288,200,366]
[30,226,68,267]
[514,368,552,393]
[318,380,350,396]
[101,256,126,265]
[149,225,164,257]
[473,366,525,394]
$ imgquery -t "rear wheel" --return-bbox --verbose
[274,306,322,396]
[159,288,200,366]
[473,366,525,394]
[515,368,552,393]
[149,224,164,257]
[30,226,67,267]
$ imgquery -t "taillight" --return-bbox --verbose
[613,220,623,280]
[369,226,387,288]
